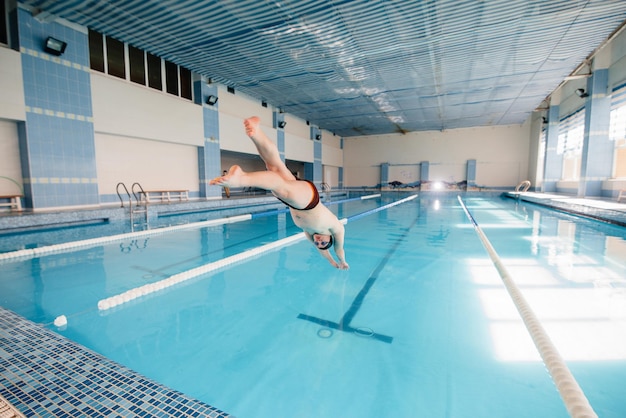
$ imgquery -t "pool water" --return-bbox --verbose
[1,195,625,417]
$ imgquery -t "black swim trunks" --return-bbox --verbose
[275,179,320,210]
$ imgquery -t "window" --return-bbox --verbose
[165,60,178,96]
[88,29,105,72]
[610,83,626,178]
[147,52,162,91]
[180,67,192,100]
[557,109,585,180]
[0,0,7,45]
[537,128,546,183]
[106,36,125,79]
[86,28,193,101]
[128,45,145,85]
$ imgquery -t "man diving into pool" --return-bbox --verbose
[210,116,349,270]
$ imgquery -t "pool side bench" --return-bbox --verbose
[140,190,189,203]
[0,195,23,211]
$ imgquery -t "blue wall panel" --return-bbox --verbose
[18,9,97,208]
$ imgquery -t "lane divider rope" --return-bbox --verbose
[1,193,383,262]
[250,193,382,219]
[97,194,418,311]
[0,215,252,263]
[98,232,306,311]
[457,195,598,418]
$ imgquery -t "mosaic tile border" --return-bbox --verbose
[0,307,232,418]
[507,192,626,226]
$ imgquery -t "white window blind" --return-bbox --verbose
[557,109,585,156]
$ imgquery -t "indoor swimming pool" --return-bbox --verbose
[1,194,625,417]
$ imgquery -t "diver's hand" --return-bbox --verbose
[336,261,349,270]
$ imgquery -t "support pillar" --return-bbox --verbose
[578,69,612,197]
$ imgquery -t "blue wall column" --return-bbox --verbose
[338,166,344,189]
[338,137,344,189]
[17,9,98,209]
[380,163,389,187]
[304,124,322,185]
[542,105,562,193]
[466,159,477,188]
[420,161,430,183]
[274,112,286,166]
[578,69,612,197]
[194,78,220,198]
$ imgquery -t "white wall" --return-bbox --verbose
[284,115,313,162]
[284,114,309,139]
[321,129,343,168]
[0,119,23,195]
[95,133,198,195]
[91,73,203,145]
[218,111,262,155]
[344,122,530,188]
[216,90,321,165]
[323,165,339,188]
[91,73,206,196]
[218,85,273,123]
[285,133,313,162]
[217,89,276,156]
[0,47,26,121]
[389,164,420,184]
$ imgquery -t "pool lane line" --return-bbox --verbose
[249,193,382,218]
[130,226,300,278]
[0,193,384,262]
[296,314,393,343]
[297,194,419,343]
[457,196,598,418]
[0,215,254,263]
[97,232,307,311]
[97,194,418,313]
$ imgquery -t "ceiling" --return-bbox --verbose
[23,0,626,137]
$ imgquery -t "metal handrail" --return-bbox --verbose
[116,182,135,231]
[116,182,131,208]
[131,182,146,205]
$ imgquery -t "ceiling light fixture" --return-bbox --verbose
[575,88,589,98]
[44,37,67,56]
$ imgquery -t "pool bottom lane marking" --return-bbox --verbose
[457,196,598,418]
[297,196,419,344]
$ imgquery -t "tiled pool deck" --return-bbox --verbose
[1,191,625,417]
[0,308,231,418]
[507,191,626,226]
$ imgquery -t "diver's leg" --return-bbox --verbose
[244,117,295,181]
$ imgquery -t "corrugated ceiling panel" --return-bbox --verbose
[21,0,626,136]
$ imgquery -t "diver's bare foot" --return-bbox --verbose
[244,116,261,138]
[209,165,245,187]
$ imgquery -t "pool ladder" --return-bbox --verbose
[321,182,331,202]
[116,182,148,231]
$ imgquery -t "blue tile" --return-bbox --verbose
[0,307,232,417]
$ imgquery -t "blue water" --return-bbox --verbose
[1,194,625,417]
